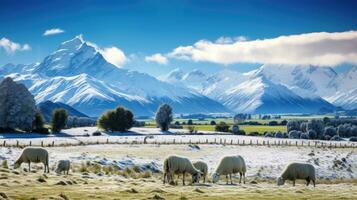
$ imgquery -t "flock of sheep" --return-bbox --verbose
[12,147,316,187]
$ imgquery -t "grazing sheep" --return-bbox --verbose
[192,161,208,183]
[55,160,71,175]
[13,147,49,173]
[277,162,316,187]
[163,155,202,185]
[212,155,246,184]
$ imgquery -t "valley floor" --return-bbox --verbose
[0,144,356,199]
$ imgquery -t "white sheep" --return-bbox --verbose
[277,162,316,187]
[212,155,246,184]
[13,147,49,173]
[192,161,208,183]
[55,160,71,175]
[163,155,202,185]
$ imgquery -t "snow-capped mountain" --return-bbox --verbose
[218,76,335,114]
[162,64,357,113]
[0,36,228,117]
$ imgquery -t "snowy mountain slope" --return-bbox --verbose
[0,36,229,116]
[38,100,89,122]
[218,76,335,114]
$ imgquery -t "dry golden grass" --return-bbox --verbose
[0,165,356,200]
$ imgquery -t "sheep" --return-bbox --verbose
[192,161,208,183]
[13,147,49,173]
[163,155,202,185]
[277,162,316,187]
[212,155,246,184]
[55,160,71,175]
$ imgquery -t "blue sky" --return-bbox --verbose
[1,0,357,76]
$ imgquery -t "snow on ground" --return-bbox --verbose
[0,143,356,181]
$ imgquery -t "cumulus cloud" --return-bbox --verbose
[100,47,127,67]
[169,31,357,66]
[215,36,247,44]
[0,37,31,53]
[145,53,168,65]
[43,28,65,36]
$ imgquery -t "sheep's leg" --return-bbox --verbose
[163,172,166,184]
[293,180,296,186]
[182,172,185,186]
[28,162,31,172]
[203,176,206,183]
[230,174,233,184]
[312,180,316,187]
[226,175,229,184]
[239,172,242,184]
[243,173,246,184]
[306,178,310,186]
[43,163,46,173]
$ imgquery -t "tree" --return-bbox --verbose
[155,104,173,131]
[0,77,37,132]
[97,106,134,132]
[210,120,216,125]
[32,111,48,134]
[51,109,68,133]
[187,119,193,125]
[215,122,229,132]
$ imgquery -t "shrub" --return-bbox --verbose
[268,121,278,126]
[97,106,134,132]
[248,131,259,136]
[324,126,337,137]
[51,109,68,133]
[174,121,180,125]
[288,130,301,139]
[215,122,229,132]
[210,120,216,125]
[300,132,309,139]
[32,112,49,134]
[330,135,343,141]
[287,120,301,132]
[1,160,8,169]
[307,129,317,139]
[92,130,102,136]
[307,119,324,139]
[231,124,240,134]
[280,120,288,126]
[264,132,274,137]
[155,104,173,131]
[349,137,357,142]
[187,119,193,125]
[235,129,246,135]
[274,131,283,138]
[187,125,195,134]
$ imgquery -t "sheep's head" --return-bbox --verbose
[191,172,202,183]
[212,173,220,183]
[277,177,285,186]
[13,160,21,169]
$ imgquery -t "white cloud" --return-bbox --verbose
[0,37,31,54]
[215,36,247,44]
[100,47,127,67]
[145,53,168,65]
[43,28,65,36]
[169,31,357,66]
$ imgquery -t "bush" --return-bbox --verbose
[288,130,301,139]
[274,131,283,138]
[330,135,343,141]
[324,126,337,137]
[307,129,317,139]
[349,136,357,142]
[264,132,274,137]
[155,104,173,131]
[280,120,288,126]
[51,109,68,133]
[231,124,239,134]
[92,130,102,136]
[300,132,309,139]
[97,106,134,132]
[287,120,301,132]
[32,112,49,134]
[210,120,216,125]
[268,121,278,126]
[248,131,259,136]
[187,125,195,134]
[187,119,193,125]
[235,129,246,135]
[307,119,324,139]
[215,122,229,132]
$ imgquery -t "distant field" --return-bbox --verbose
[145,123,286,134]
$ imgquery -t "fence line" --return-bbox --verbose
[0,136,356,149]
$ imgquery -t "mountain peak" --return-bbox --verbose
[59,34,85,51]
